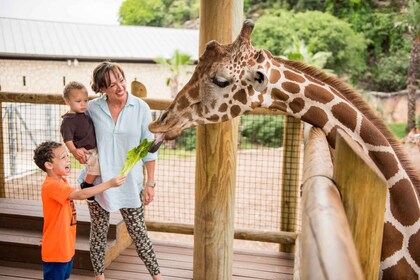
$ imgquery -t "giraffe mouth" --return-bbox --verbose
[149,119,184,140]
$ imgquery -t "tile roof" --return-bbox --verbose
[0,17,199,61]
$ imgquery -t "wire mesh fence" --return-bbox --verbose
[0,97,303,234]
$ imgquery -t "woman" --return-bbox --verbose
[82,61,162,280]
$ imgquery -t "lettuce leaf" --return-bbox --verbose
[120,139,155,176]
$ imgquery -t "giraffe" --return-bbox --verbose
[149,20,420,279]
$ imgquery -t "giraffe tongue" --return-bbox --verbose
[149,133,165,153]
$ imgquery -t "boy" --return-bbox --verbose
[33,141,126,280]
[60,81,98,201]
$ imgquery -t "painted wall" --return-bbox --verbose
[0,59,195,99]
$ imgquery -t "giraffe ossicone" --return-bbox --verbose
[149,20,420,279]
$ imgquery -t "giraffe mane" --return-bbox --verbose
[274,57,420,195]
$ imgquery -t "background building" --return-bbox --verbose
[0,17,198,98]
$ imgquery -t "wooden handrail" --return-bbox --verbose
[299,128,364,280]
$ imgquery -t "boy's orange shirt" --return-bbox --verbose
[41,176,77,262]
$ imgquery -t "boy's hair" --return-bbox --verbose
[63,81,87,100]
[33,141,63,172]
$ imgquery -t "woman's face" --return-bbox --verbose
[102,69,127,102]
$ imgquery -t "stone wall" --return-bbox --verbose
[368,92,420,123]
[0,59,195,99]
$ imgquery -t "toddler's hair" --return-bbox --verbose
[63,81,87,99]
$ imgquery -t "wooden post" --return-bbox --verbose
[131,81,147,98]
[193,1,242,279]
[0,101,5,197]
[280,115,302,252]
[333,130,387,280]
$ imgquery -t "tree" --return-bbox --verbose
[405,0,420,132]
[282,37,333,73]
[154,50,193,98]
[118,0,165,26]
[118,0,199,28]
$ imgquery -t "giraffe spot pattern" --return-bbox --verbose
[176,95,189,111]
[381,222,404,261]
[233,89,248,105]
[325,126,338,148]
[360,118,389,146]
[218,103,228,113]
[221,115,229,122]
[382,256,417,280]
[389,178,420,226]
[282,82,300,94]
[368,150,399,180]
[301,107,329,131]
[271,88,289,101]
[247,85,255,96]
[230,105,241,118]
[208,114,219,122]
[408,227,420,267]
[269,69,281,84]
[289,97,305,113]
[269,101,287,112]
[304,74,324,85]
[188,86,199,100]
[284,70,306,83]
[304,84,335,104]
[331,103,358,132]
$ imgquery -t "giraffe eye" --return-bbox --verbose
[212,77,230,88]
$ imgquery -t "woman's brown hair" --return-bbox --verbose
[91,61,126,93]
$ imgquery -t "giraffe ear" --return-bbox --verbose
[252,70,268,92]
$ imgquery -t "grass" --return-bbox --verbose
[387,122,407,139]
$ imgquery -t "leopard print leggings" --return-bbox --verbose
[87,201,160,276]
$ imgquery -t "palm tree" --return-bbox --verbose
[282,37,333,73]
[405,0,420,132]
[154,50,193,98]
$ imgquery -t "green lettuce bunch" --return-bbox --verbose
[120,139,155,176]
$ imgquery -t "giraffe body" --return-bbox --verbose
[149,20,420,279]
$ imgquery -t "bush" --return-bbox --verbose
[176,127,196,151]
[370,47,411,91]
[240,115,284,147]
[251,9,367,79]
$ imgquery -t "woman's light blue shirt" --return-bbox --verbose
[79,93,157,212]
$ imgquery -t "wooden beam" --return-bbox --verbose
[193,1,242,279]
[300,128,363,280]
[333,130,387,280]
[280,116,302,253]
[146,221,297,244]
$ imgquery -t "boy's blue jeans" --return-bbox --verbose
[42,257,74,280]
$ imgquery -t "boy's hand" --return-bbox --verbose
[72,148,90,164]
[110,176,126,188]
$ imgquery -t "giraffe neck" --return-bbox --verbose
[255,54,420,278]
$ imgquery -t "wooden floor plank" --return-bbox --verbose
[0,239,294,280]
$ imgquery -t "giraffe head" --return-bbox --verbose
[149,20,269,139]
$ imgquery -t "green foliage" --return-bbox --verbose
[119,0,199,27]
[119,0,165,26]
[176,128,196,151]
[154,50,193,75]
[240,115,284,147]
[252,10,367,78]
[370,47,411,91]
[282,38,333,72]
[387,122,408,139]
[120,139,155,176]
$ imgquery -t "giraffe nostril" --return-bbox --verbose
[159,111,168,123]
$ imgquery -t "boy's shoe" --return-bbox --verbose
[80,182,95,202]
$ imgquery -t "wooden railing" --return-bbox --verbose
[297,127,387,280]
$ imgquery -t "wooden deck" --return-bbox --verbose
[0,240,294,280]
